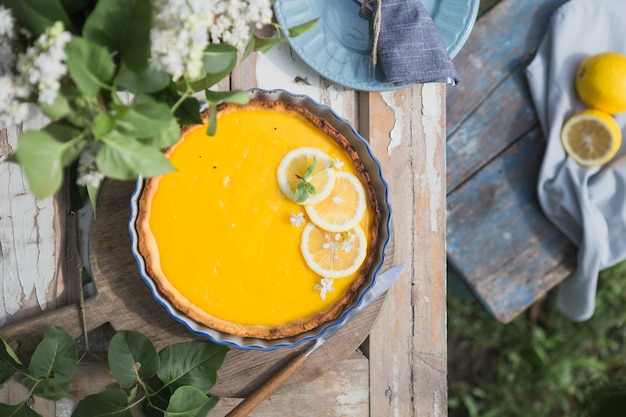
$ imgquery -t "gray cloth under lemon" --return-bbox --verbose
[526,0,626,321]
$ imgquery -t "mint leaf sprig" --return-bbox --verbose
[294,157,318,203]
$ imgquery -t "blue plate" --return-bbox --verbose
[273,0,479,91]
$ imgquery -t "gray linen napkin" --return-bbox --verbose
[525,0,626,321]
[359,0,459,86]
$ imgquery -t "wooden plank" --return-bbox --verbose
[363,84,447,417]
[238,43,358,123]
[210,352,369,417]
[0,378,56,416]
[447,127,576,322]
[446,67,538,191]
[446,0,567,135]
[0,113,78,328]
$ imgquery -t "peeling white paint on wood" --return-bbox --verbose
[0,114,58,325]
[255,43,321,96]
[254,44,356,122]
[380,91,404,156]
[420,83,445,233]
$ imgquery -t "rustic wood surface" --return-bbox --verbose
[0,25,448,417]
[446,0,577,323]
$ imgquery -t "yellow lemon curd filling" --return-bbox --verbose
[149,108,374,326]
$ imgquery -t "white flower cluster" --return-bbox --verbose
[0,7,70,129]
[150,0,273,81]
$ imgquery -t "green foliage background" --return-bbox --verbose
[447,260,626,417]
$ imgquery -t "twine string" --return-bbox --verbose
[361,0,382,66]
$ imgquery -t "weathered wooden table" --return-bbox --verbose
[0,41,447,416]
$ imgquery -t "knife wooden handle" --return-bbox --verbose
[225,351,307,417]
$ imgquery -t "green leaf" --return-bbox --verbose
[183,44,238,92]
[303,156,317,179]
[115,102,175,139]
[116,61,171,94]
[65,36,115,96]
[107,330,159,388]
[294,158,318,203]
[241,34,255,61]
[92,113,115,139]
[97,131,175,182]
[204,90,250,106]
[59,0,93,16]
[164,386,212,417]
[39,93,71,120]
[0,339,22,388]
[140,118,181,149]
[28,326,78,382]
[294,180,316,203]
[158,341,228,394]
[207,103,217,137]
[82,0,151,71]
[287,18,320,37]
[86,181,100,214]
[42,122,86,166]
[0,402,41,417]
[252,33,282,54]
[22,377,69,401]
[71,389,133,417]
[2,0,72,36]
[12,130,65,198]
[174,96,202,126]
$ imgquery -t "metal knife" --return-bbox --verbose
[225,263,406,417]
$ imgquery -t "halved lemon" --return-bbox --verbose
[305,171,366,232]
[277,147,336,204]
[560,109,622,167]
[300,222,367,278]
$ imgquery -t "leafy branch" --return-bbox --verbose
[2,0,318,205]
[0,326,228,417]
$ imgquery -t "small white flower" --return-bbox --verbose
[331,158,344,170]
[289,212,306,227]
[314,278,334,300]
[340,232,356,253]
[0,6,15,38]
[76,143,105,189]
[0,76,31,128]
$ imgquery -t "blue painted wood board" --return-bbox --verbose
[447,127,577,322]
[445,0,576,322]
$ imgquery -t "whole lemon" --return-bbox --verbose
[575,52,626,114]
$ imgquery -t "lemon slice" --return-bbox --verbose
[300,223,367,278]
[561,109,622,167]
[277,147,336,204]
[305,171,366,232]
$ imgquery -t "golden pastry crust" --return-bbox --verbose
[135,98,380,340]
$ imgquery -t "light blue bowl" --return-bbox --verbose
[129,89,391,351]
[273,0,479,91]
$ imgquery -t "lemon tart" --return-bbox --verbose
[135,98,380,340]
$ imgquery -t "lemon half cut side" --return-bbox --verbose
[560,109,622,167]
